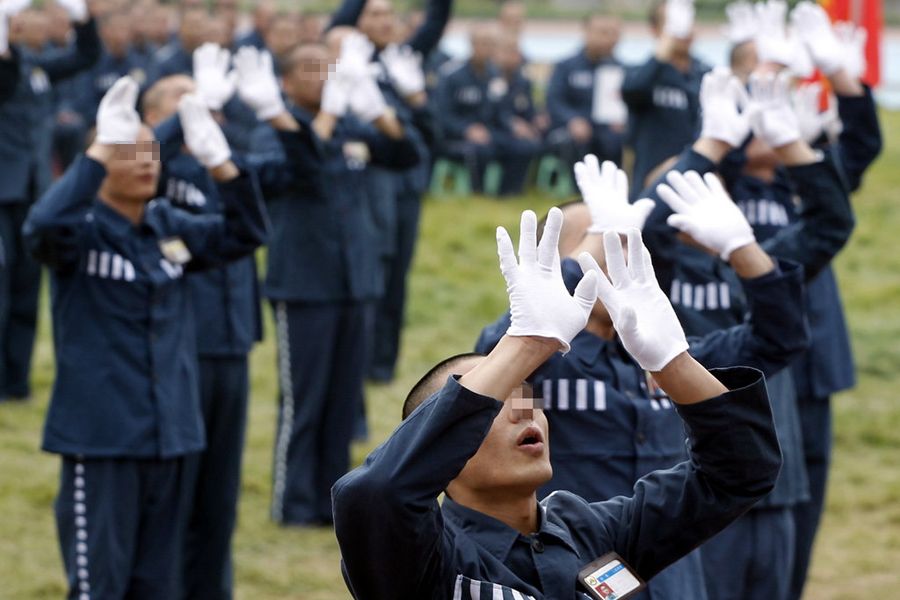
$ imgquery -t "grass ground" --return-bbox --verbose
[2,112,900,599]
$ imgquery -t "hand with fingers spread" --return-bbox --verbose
[56,0,87,22]
[699,67,752,147]
[178,93,231,169]
[754,0,792,67]
[233,46,285,121]
[193,43,237,111]
[724,1,758,44]
[349,74,388,123]
[0,0,31,17]
[578,230,688,372]
[791,1,844,76]
[381,44,425,97]
[664,0,695,40]
[834,22,867,81]
[334,31,376,86]
[95,76,141,144]
[497,208,598,353]
[748,70,801,148]
[656,170,755,261]
[574,155,655,233]
[792,82,826,143]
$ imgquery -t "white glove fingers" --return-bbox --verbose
[656,182,694,215]
[665,170,702,207]
[602,230,629,287]
[683,170,711,201]
[103,76,139,111]
[537,207,562,271]
[496,226,519,284]
[702,172,731,203]
[613,164,629,199]
[578,251,620,315]
[625,228,646,281]
[631,198,656,230]
[517,210,539,266]
[572,270,599,313]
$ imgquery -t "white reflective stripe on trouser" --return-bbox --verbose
[271,301,296,522]
[452,575,537,600]
[73,459,92,600]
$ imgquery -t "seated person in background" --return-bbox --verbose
[546,14,626,168]
[333,206,782,599]
[434,23,538,195]
[495,31,545,145]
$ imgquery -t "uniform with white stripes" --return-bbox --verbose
[22,153,267,599]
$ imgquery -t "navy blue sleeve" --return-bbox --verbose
[22,155,104,270]
[575,366,781,581]
[546,61,580,125]
[246,124,323,197]
[834,86,882,192]
[333,376,502,600]
[761,149,853,281]
[327,0,366,30]
[687,259,810,377]
[35,19,101,83]
[0,53,19,103]
[405,0,454,56]
[153,115,184,164]
[434,73,468,139]
[621,58,665,109]
[164,168,269,270]
[360,123,421,170]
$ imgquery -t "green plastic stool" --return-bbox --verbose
[483,161,503,197]
[429,159,471,199]
[535,155,574,198]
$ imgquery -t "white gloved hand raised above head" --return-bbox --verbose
[578,230,689,372]
[792,82,826,143]
[380,44,425,97]
[334,31,376,85]
[724,1,758,44]
[0,0,32,17]
[656,170,756,260]
[348,73,387,123]
[232,46,286,121]
[699,66,752,147]
[748,70,801,148]
[193,43,237,111]
[56,0,87,22]
[754,0,793,66]
[834,21,867,80]
[0,10,9,55]
[574,155,655,233]
[790,1,844,76]
[178,93,231,169]
[497,208,598,353]
[663,0,695,39]
[95,76,141,144]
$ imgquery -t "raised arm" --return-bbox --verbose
[333,208,598,600]
[34,0,101,82]
[405,0,454,56]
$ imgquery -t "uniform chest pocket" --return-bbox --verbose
[456,87,483,105]
[453,574,537,600]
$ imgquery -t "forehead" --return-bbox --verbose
[363,0,394,15]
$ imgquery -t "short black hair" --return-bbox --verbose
[402,353,484,420]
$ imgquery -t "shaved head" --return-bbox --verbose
[403,354,484,419]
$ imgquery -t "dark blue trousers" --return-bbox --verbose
[789,395,832,599]
[55,455,190,600]
[369,179,422,383]
[493,133,541,196]
[700,506,795,600]
[0,202,41,399]
[270,300,371,525]
[545,124,624,169]
[181,355,250,600]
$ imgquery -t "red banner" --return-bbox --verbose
[821,0,882,87]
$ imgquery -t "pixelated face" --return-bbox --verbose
[584,16,621,58]
[451,382,553,495]
[359,0,395,49]
[103,127,162,203]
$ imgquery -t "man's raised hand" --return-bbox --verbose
[574,155,654,234]
[497,208,597,353]
[178,93,231,169]
[193,43,237,111]
[95,76,141,145]
[699,67,752,148]
[233,46,285,121]
[578,230,688,372]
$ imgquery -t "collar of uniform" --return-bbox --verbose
[92,199,141,237]
[442,497,578,560]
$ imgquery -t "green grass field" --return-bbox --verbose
[2,113,900,599]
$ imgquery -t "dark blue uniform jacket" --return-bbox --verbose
[546,51,621,128]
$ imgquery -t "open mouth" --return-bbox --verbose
[516,425,545,453]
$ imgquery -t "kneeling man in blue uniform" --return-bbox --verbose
[22,77,267,599]
[333,207,782,599]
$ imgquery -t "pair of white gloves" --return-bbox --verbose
[498,207,688,373]
[94,76,231,169]
[727,0,867,80]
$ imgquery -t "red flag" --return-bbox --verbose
[821,0,882,87]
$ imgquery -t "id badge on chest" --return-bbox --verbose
[578,552,646,600]
[158,237,192,265]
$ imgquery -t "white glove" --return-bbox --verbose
[578,230,689,372]
[381,44,425,97]
[56,0,87,22]
[193,43,237,111]
[334,31,376,85]
[178,93,231,169]
[786,26,816,79]
[349,74,387,123]
[699,66,752,147]
[792,82,826,143]
[574,155,655,233]
[657,170,756,260]
[321,77,350,117]
[835,21,867,80]
[497,208,598,353]
[664,0,695,39]
[233,46,285,121]
[95,76,141,144]
[754,0,792,66]
[0,0,32,17]
[790,1,844,76]
[748,70,801,148]
[724,1,758,44]
[0,10,8,55]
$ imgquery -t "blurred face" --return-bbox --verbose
[282,45,330,110]
[146,6,173,44]
[142,75,196,126]
[470,26,497,66]
[730,41,759,83]
[206,17,232,48]
[298,14,323,44]
[358,0,395,49]
[13,10,50,51]
[449,377,553,497]
[101,15,132,57]
[214,0,239,32]
[45,5,73,45]
[179,9,209,52]
[495,36,522,74]
[584,16,620,60]
[253,0,276,33]
[653,4,693,52]
[102,127,162,204]
[265,17,301,58]
[499,2,525,34]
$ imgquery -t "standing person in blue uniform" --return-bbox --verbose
[142,71,264,600]
[333,206,783,600]
[0,0,99,403]
[152,6,208,80]
[435,23,538,195]
[22,77,267,600]
[545,15,626,168]
[235,43,420,525]
[235,0,275,50]
[622,0,709,194]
